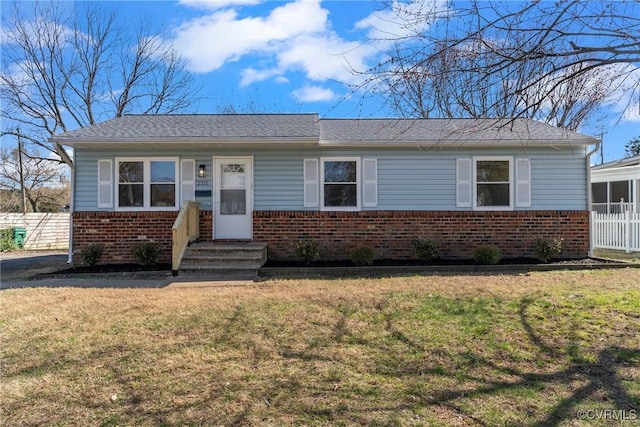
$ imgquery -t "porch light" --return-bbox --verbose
[198,164,206,178]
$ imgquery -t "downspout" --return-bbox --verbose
[585,139,602,257]
[67,153,75,264]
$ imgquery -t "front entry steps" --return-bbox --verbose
[178,242,268,280]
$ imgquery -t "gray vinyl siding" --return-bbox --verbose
[73,146,588,212]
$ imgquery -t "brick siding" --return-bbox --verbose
[253,210,590,261]
[73,210,215,265]
[73,210,589,264]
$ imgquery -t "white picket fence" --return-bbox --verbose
[591,211,640,253]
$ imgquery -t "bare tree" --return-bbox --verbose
[357,0,640,129]
[1,1,200,166]
[0,145,69,213]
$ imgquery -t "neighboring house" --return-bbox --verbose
[51,114,599,264]
[591,155,640,213]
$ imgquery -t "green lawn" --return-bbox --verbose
[1,269,639,426]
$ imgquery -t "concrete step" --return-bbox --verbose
[181,253,264,265]
[185,243,266,258]
[178,242,267,279]
[178,266,259,281]
[187,242,267,252]
[180,259,263,269]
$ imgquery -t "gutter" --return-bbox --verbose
[67,153,75,264]
[586,138,602,257]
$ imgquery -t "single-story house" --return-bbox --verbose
[51,114,600,265]
[591,155,639,213]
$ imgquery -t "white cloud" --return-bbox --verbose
[240,67,280,86]
[355,0,449,42]
[171,0,448,102]
[172,0,328,73]
[292,85,336,102]
[621,99,640,122]
[172,0,379,84]
[607,64,640,123]
[278,33,370,83]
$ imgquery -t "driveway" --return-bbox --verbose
[0,251,253,289]
[1,251,69,282]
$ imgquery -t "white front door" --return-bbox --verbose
[213,157,253,239]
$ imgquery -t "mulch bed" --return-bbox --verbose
[36,258,624,278]
[264,257,620,268]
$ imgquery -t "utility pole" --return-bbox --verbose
[17,129,27,214]
[598,132,606,165]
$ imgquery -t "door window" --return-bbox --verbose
[220,163,246,215]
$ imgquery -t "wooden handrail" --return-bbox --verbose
[172,201,200,275]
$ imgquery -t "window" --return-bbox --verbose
[475,159,512,208]
[321,158,360,210]
[458,157,526,210]
[304,158,376,210]
[150,161,176,207]
[220,163,246,215]
[119,161,144,207]
[116,158,177,210]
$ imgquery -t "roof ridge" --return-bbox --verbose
[121,113,319,117]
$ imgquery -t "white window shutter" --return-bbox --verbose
[181,159,195,207]
[303,158,319,208]
[456,158,472,207]
[515,157,531,208]
[97,159,113,208]
[362,158,378,208]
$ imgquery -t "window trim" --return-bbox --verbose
[320,157,361,212]
[472,156,513,211]
[115,157,179,211]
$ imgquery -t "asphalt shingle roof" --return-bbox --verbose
[319,118,594,144]
[53,114,320,141]
[51,114,598,146]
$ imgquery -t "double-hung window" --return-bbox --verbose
[474,158,512,209]
[118,161,144,207]
[304,157,376,211]
[458,156,527,210]
[116,158,178,210]
[321,158,360,210]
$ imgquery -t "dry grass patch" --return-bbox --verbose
[1,269,639,426]
[593,249,640,264]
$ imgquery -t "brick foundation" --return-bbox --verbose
[73,210,589,264]
[253,210,590,261]
[72,211,214,265]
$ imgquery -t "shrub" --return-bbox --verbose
[351,246,375,266]
[132,242,161,266]
[472,246,501,265]
[410,237,439,261]
[81,243,104,267]
[533,237,563,263]
[295,239,320,264]
[0,229,17,252]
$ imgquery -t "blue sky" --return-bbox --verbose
[130,0,397,116]
[3,0,639,162]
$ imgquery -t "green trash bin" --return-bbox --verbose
[13,227,26,248]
